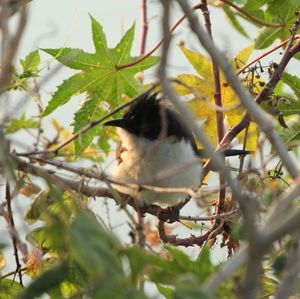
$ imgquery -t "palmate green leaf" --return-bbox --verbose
[42,15,159,117]
[281,72,300,99]
[42,69,106,116]
[42,15,158,154]
[73,91,106,155]
[42,48,96,70]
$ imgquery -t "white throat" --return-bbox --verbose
[111,128,202,207]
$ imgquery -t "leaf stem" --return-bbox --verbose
[237,35,300,75]
[219,0,285,29]
[116,3,203,71]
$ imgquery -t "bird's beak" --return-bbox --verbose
[103,119,127,128]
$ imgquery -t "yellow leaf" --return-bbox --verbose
[232,44,254,71]
[51,118,62,133]
[174,74,213,99]
[187,98,218,147]
[180,44,259,153]
[179,46,214,81]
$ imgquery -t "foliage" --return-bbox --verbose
[1,1,300,299]
[41,15,159,155]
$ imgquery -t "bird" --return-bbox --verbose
[104,92,249,209]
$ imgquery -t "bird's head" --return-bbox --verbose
[104,92,187,140]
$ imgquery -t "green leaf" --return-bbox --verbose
[42,16,159,153]
[276,95,300,117]
[4,112,39,134]
[20,50,40,74]
[24,189,55,224]
[42,70,103,116]
[265,0,298,23]
[254,26,282,49]
[123,246,170,284]
[17,263,68,299]
[0,279,22,299]
[277,115,300,149]
[173,277,216,299]
[156,284,174,299]
[194,246,214,281]
[281,72,300,99]
[72,92,106,155]
[243,0,267,11]
[90,15,113,64]
[67,212,122,278]
[223,6,249,38]
[41,48,96,70]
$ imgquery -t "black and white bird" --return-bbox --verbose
[104,92,248,208]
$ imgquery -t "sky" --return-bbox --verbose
[2,0,299,294]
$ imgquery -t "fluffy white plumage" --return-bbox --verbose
[111,128,202,207]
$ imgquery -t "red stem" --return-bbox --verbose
[117,3,203,71]
[237,35,300,75]
[139,0,148,55]
[200,0,224,142]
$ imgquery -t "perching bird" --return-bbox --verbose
[104,92,248,208]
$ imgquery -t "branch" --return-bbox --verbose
[0,1,27,94]
[204,177,300,292]
[16,84,158,157]
[219,0,284,28]
[177,0,299,180]
[275,232,300,299]
[6,182,24,286]
[157,220,210,247]
[139,0,148,55]
[116,3,204,71]
[237,35,300,75]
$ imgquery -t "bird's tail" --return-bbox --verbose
[197,149,251,158]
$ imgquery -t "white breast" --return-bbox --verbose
[111,128,202,207]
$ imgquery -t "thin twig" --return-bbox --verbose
[0,1,27,94]
[157,219,210,247]
[179,208,239,222]
[237,35,300,75]
[16,84,158,157]
[6,182,23,286]
[219,0,284,29]
[116,3,204,71]
[179,0,300,180]
[139,0,148,55]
